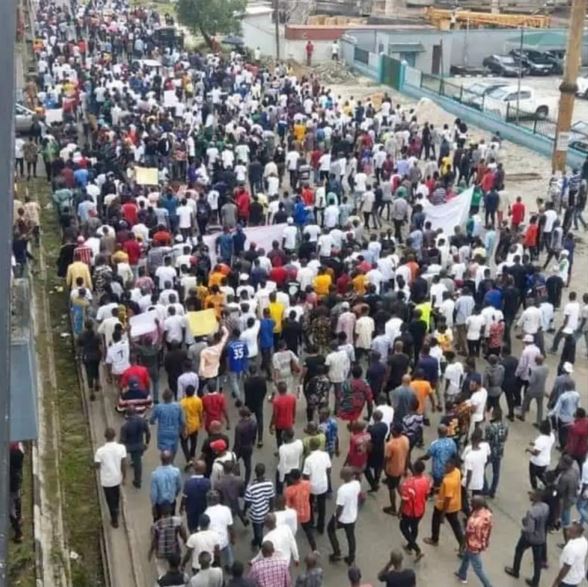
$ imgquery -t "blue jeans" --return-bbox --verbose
[227,371,243,400]
[483,456,502,496]
[457,549,493,587]
[577,496,588,526]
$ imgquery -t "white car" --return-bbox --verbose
[576,74,588,98]
[482,84,552,120]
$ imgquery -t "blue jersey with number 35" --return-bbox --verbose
[228,340,249,373]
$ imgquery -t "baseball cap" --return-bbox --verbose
[210,439,227,454]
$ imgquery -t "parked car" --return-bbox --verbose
[509,48,561,75]
[15,103,42,134]
[576,74,588,98]
[482,54,526,77]
[569,139,588,155]
[482,84,552,120]
[461,81,508,109]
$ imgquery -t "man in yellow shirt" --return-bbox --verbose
[312,267,332,297]
[66,260,92,289]
[425,458,464,549]
[180,385,203,462]
[351,271,367,296]
[268,291,285,337]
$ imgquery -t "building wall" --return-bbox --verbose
[242,12,278,57]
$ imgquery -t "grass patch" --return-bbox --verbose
[32,178,105,587]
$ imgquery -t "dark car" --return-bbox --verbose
[509,49,561,75]
[482,54,526,77]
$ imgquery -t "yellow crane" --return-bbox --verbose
[425,7,551,29]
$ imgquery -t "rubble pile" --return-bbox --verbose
[311,61,356,84]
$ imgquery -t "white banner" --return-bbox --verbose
[203,224,287,265]
[422,187,473,236]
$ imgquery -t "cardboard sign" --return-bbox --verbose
[135,166,159,186]
[129,310,158,338]
[186,309,218,337]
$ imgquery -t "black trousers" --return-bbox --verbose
[310,492,327,533]
[399,515,422,554]
[327,516,356,561]
[529,462,547,490]
[512,534,545,586]
[431,507,464,547]
[103,485,120,523]
[180,432,198,462]
[301,520,317,550]
[251,403,264,444]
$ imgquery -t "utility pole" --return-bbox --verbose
[0,0,16,583]
[552,0,586,172]
[273,0,280,61]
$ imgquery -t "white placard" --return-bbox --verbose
[129,310,158,338]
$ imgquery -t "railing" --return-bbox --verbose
[354,46,370,64]
[416,72,579,151]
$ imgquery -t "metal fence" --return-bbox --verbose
[417,72,567,147]
[354,46,369,65]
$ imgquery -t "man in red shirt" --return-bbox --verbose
[152,225,172,246]
[202,381,230,432]
[121,198,139,226]
[119,359,151,391]
[510,196,526,230]
[566,407,588,468]
[398,460,431,560]
[235,188,251,224]
[305,40,314,66]
[270,381,296,449]
[122,232,142,268]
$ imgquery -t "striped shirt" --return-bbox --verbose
[244,479,276,523]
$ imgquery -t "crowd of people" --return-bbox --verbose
[11,0,588,585]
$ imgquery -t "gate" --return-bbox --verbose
[381,55,403,89]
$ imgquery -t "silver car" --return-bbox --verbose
[15,103,41,134]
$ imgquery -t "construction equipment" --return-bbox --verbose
[425,7,551,29]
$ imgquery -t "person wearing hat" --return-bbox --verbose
[210,439,236,490]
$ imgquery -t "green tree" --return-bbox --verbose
[177,0,247,48]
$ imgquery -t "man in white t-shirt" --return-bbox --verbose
[551,291,581,353]
[327,466,361,564]
[204,492,235,568]
[282,218,298,252]
[105,331,130,380]
[526,421,555,489]
[182,513,220,573]
[553,522,588,587]
[94,427,127,527]
[461,428,490,514]
[302,438,331,534]
[466,374,488,429]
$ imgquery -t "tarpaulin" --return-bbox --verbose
[203,223,287,265]
[422,187,473,236]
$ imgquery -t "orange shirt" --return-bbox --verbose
[436,468,462,513]
[384,435,410,477]
[284,480,311,523]
[208,271,225,288]
[205,293,225,318]
[410,380,434,415]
